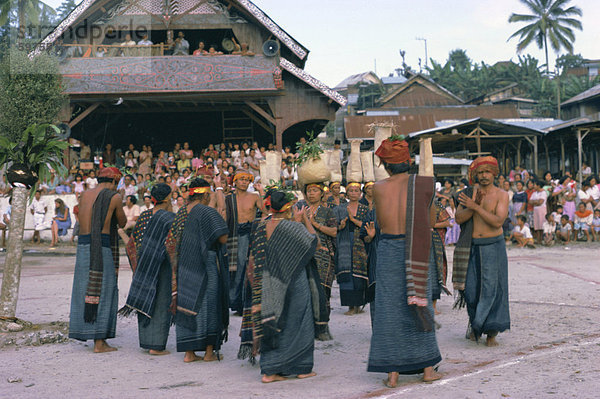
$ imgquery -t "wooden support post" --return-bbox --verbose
[475,126,482,154]
[533,136,538,176]
[501,144,507,174]
[275,122,283,152]
[516,140,522,168]
[577,129,583,185]
[544,142,550,171]
[560,138,565,175]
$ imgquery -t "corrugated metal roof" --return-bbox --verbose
[408,117,544,139]
[381,75,407,85]
[561,83,600,106]
[333,72,380,90]
[414,155,472,166]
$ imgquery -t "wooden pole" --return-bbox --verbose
[475,126,482,154]
[577,129,583,185]
[544,142,550,171]
[516,140,522,168]
[560,137,565,175]
[533,136,538,176]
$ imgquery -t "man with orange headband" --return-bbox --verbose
[367,136,442,386]
[225,169,267,314]
[453,156,510,347]
[69,167,127,353]
[119,183,175,356]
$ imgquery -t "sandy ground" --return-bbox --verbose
[1,242,599,399]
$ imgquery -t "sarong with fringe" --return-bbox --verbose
[69,234,118,341]
[367,236,441,374]
[334,203,369,307]
[464,234,510,338]
[138,260,172,350]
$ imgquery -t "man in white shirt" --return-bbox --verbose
[244,149,261,180]
[281,161,297,189]
[29,190,48,243]
[139,194,154,212]
[138,34,153,46]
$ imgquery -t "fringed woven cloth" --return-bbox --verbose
[432,201,451,297]
[119,209,175,319]
[225,194,239,273]
[358,208,380,303]
[166,204,229,329]
[238,220,323,363]
[452,187,475,308]
[84,189,119,323]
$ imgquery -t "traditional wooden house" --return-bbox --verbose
[32,0,346,151]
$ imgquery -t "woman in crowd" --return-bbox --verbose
[50,198,71,248]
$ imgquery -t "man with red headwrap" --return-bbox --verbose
[453,156,510,347]
[69,167,127,353]
[367,136,442,387]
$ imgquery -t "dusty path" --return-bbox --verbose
[1,244,599,398]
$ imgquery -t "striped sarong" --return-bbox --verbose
[368,237,441,374]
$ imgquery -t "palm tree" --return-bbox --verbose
[0,0,55,38]
[508,0,583,74]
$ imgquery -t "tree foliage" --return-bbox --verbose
[508,0,583,73]
[0,47,65,142]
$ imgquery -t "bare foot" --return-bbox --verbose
[383,372,398,388]
[486,336,499,347]
[423,367,443,383]
[343,307,356,316]
[93,340,117,353]
[262,374,287,383]
[203,354,223,362]
[297,372,316,379]
[149,349,170,356]
[184,352,203,363]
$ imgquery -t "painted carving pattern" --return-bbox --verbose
[279,58,347,106]
[60,56,281,94]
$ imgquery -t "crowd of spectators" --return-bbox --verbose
[436,167,600,249]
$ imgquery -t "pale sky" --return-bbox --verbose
[43,0,600,87]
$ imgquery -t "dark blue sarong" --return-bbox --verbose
[464,234,510,338]
[138,260,172,351]
[69,235,118,341]
[368,237,441,374]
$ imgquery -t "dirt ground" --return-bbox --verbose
[1,242,599,399]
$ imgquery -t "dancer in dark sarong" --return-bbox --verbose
[245,191,325,383]
[302,183,337,340]
[166,178,229,363]
[225,169,265,313]
[334,182,369,315]
[367,136,442,386]
[359,208,379,326]
[119,183,174,355]
[69,167,126,353]
[454,156,510,346]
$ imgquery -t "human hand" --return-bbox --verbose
[458,191,479,210]
[294,205,306,222]
[365,221,376,238]
[338,217,348,230]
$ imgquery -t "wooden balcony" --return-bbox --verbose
[59,53,283,96]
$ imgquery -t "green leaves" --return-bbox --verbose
[295,131,324,166]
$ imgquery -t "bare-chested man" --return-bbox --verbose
[69,167,126,353]
[453,156,510,347]
[225,169,266,313]
[367,137,442,387]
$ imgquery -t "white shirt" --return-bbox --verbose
[542,221,555,235]
[281,168,297,180]
[123,204,140,222]
[587,186,600,201]
[529,190,547,209]
[29,198,47,214]
[513,224,532,239]
[138,39,153,46]
[139,204,154,212]
[86,177,98,189]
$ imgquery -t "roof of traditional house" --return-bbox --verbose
[378,73,464,106]
[31,0,309,62]
[561,83,600,107]
[333,71,381,91]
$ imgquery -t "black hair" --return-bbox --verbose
[517,215,527,223]
[561,214,569,221]
[270,191,293,212]
[127,195,137,205]
[558,176,569,184]
[97,176,114,183]
[556,204,563,209]
[460,178,469,186]
[382,161,410,175]
[188,178,210,202]
[443,178,454,186]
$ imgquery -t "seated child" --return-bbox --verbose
[573,202,593,242]
[592,209,600,242]
[556,214,572,244]
[542,213,556,246]
[551,205,563,225]
[510,215,535,248]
